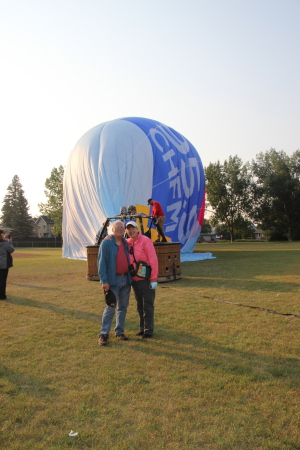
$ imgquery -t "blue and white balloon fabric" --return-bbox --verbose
[63,117,205,259]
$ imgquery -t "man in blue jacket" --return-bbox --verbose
[97,221,132,346]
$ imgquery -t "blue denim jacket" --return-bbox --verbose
[98,235,132,287]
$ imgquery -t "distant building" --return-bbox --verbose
[254,229,265,240]
[198,232,218,243]
[34,216,55,238]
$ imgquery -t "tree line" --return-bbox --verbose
[0,166,64,240]
[1,149,299,242]
[205,149,300,242]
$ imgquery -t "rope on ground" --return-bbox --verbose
[161,286,300,318]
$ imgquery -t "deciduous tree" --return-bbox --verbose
[201,218,212,234]
[39,166,64,237]
[205,156,253,242]
[251,149,300,241]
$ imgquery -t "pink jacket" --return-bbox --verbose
[127,233,158,282]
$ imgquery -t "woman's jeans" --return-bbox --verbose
[99,275,131,336]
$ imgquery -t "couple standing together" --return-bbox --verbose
[97,220,158,346]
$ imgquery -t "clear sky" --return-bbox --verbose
[1,0,299,216]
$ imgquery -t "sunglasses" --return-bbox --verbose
[129,247,134,254]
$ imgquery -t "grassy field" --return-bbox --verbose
[0,242,299,450]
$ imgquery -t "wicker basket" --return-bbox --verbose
[86,245,100,281]
[154,242,182,282]
[87,242,182,283]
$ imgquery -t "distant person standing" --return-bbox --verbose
[0,230,14,300]
[147,198,166,242]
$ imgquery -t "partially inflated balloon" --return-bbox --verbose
[63,117,205,259]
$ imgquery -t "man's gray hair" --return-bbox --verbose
[112,220,125,229]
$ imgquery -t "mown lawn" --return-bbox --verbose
[0,242,299,450]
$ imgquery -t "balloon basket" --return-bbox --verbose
[154,242,182,283]
[86,245,100,281]
[86,242,182,283]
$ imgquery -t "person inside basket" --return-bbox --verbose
[97,221,132,346]
[147,198,166,242]
[95,221,109,245]
[125,221,158,339]
[0,230,14,300]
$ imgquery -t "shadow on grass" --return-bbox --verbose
[4,296,140,331]
[128,331,300,388]
[10,283,66,291]
[175,276,300,293]
[180,249,300,293]
[0,363,55,398]
[5,297,102,323]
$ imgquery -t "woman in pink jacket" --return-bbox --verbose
[125,221,158,338]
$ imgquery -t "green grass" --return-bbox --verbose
[1,242,300,450]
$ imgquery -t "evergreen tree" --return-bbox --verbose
[1,175,34,239]
[38,166,64,237]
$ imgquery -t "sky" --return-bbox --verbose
[1,0,299,217]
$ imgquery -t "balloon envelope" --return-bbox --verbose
[63,117,205,259]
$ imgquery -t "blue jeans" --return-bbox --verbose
[99,275,131,336]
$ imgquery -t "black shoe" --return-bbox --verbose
[136,331,144,336]
[116,334,129,341]
[142,334,152,339]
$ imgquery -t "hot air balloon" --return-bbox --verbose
[63,117,205,260]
